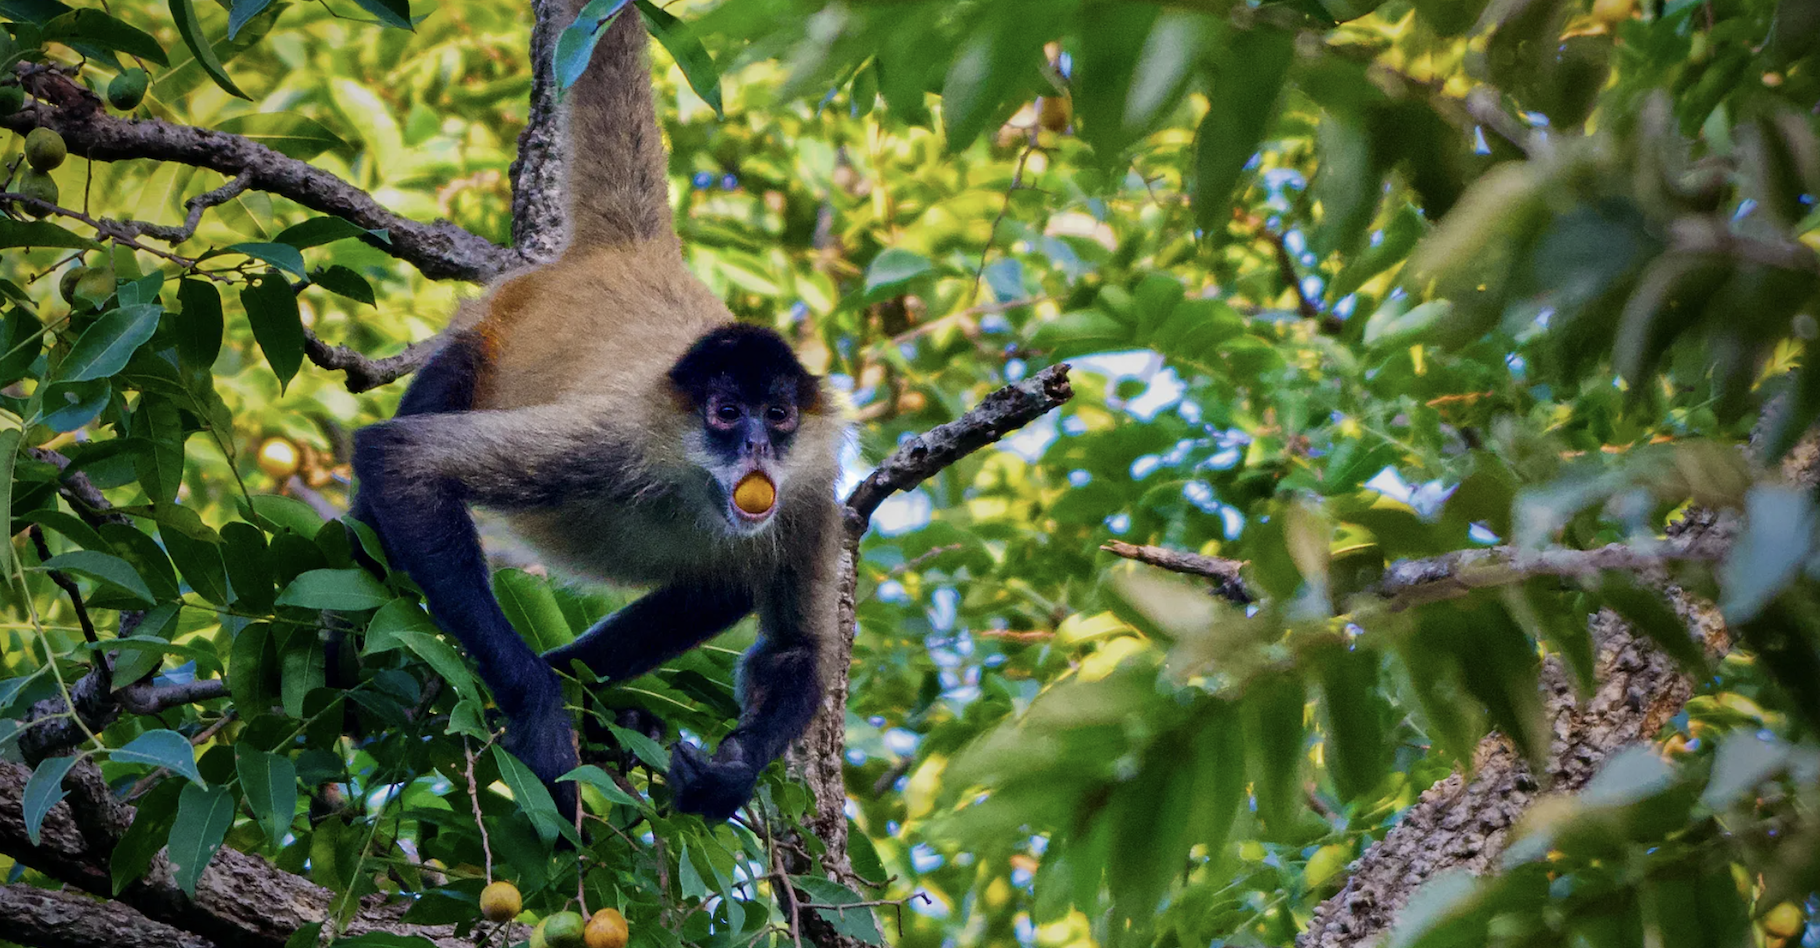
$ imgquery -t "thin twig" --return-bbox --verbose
[110,172,254,244]
[302,330,437,394]
[1101,540,1252,605]
[463,738,495,883]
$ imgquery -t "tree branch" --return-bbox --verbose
[0,882,216,948]
[1,101,521,283]
[1100,540,1251,604]
[844,364,1074,535]
[0,760,519,948]
[301,330,437,394]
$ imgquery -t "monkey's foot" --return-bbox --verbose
[669,741,756,820]
[504,709,581,822]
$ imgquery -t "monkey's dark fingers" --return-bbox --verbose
[669,740,756,821]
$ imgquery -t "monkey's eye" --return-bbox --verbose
[765,406,789,423]
[715,404,741,423]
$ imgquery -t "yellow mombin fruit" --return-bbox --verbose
[479,880,522,922]
[107,68,149,111]
[529,918,550,948]
[0,83,24,115]
[1763,902,1805,939]
[733,472,776,515]
[257,437,301,479]
[59,264,88,304]
[584,908,629,948]
[15,169,57,217]
[542,911,586,948]
[24,127,66,171]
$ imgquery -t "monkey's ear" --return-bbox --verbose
[796,374,823,413]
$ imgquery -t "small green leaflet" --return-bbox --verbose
[274,216,388,249]
[42,8,168,65]
[22,755,77,845]
[229,242,308,278]
[864,248,933,293]
[111,729,204,784]
[213,113,347,161]
[0,219,100,250]
[558,763,643,807]
[227,0,273,40]
[168,0,248,99]
[176,278,224,369]
[168,782,235,896]
[58,304,160,383]
[490,745,572,845]
[240,273,303,390]
[350,0,412,30]
[791,875,885,946]
[393,630,479,702]
[364,598,438,655]
[309,265,375,306]
[236,745,297,847]
[39,550,155,605]
[607,723,670,771]
[0,428,18,593]
[636,0,721,116]
[555,0,632,91]
[275,568,390,610]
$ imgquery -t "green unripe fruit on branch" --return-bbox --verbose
[16,169,57,216]
[542,912,586,948]
[59,265,89,304]
[107,69,148,111]
[0,84,23,115]
[24,127,66,171]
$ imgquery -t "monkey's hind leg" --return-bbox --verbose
[353,389,616,816]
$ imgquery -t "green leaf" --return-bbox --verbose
[0,428,18,594]
[110,601,181,685]
[607,722,670,771]
[40,550,154,605]
[43,8,168,66]
[112,729,203,784]
[227,0,274,39]
[1387,869,1485,948]
[393,630,479,702]
[636,1,720,116]
[228,622,276,712]
[274,217,385,249]
[940,1,1044,152]
[309,265,375,306]
[22,755,76,846]
[494,568,575,654]
[279,627,323,719]
[1192,27,1293,232]
[236,745,297,847]
[364,598,437,655]
[864,249,933,293]
[1701,733,1790,811]
[791,876,885,946]
[162,526,230,607]
[241,273,303,391]
[229,242,307,278]
[58,304,160,382]
[1242,670,1305,838]
[241,493,324,537]
[555,0,633,90]
[1316,643,1390,803]
[168,0,248,99]
[0,219,101,251]
[275,568,390,611]
[213,113,346,161]
[1720,485,1817,625]
[558,763,642,807]
[40,378,112,433]
[132,396,186,506]
[490,745,569,845]
[111,779,181,893]
[168,782,235,896]
[349,0,411,30]
[174,279,223,371]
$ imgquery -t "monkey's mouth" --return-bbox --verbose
[729,471,778,524]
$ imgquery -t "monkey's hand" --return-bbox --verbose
[669,738,756,820]
[504,707,581,821]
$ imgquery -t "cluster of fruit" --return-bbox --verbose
[3,63,150,217]
[479,881,630,948]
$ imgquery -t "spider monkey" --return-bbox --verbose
[350,3,846,820]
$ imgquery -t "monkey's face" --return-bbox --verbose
[669,324,821,536]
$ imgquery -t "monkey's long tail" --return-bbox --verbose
[561,0,674,251]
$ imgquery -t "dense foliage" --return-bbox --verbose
[3,0,1820,947]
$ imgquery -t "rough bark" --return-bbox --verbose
[510,0,572,262]
[0,883,216,948]
[0,760,521,948]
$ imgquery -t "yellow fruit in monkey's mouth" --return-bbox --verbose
[733,472,776,515]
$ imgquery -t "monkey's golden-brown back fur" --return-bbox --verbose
[563,5,673,250]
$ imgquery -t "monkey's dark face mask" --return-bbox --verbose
[669,325,821,535]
